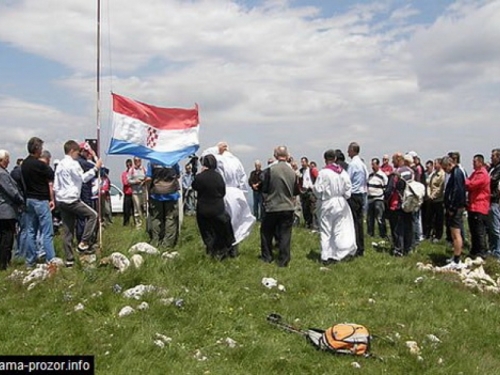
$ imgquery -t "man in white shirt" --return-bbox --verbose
[54,140,102,267]
[367,158,388,239]
[347,142,369,256]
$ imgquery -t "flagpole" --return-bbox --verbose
[96,0,103,251]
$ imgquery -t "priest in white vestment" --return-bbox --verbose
[313,149,357,264]
[201,143,256,247]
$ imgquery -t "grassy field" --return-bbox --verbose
[1,216,500,374]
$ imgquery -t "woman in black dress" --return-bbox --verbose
[192,154,235,260]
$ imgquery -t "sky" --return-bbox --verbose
[1,0,499,183]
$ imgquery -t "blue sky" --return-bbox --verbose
[0,0,499,181]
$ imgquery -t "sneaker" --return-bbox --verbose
[77,242,89,253]
[65,261,74,268]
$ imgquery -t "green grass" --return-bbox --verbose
[2,217,500,374]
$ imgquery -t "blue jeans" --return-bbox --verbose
[253,191,263,221]
[14,211,29,259]
[25,198,55,265]
[490,203,500,257]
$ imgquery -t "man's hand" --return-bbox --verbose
[49,200,56,211]
[95,159,103,169]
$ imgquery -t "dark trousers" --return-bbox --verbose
[196,211,235,259]
[260,211,294,267]
[427,200,444,240]
[0,219,16,270]
[348,194,365,256]
[388,210,413,254]
[468,211,489,257]
[421,199,431,238]
[300,190,316,229]
[123,194,134,226]
[58,201,98,262]
[367,200,387,238]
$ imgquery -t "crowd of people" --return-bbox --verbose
[247,145,500,269]
[1,136,499,272]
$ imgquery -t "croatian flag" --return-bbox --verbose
[107,93,199,166]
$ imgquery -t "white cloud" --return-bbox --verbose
[0,96,88,157]
[409,0,500,90]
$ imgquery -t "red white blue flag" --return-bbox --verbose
[107,93,199,166]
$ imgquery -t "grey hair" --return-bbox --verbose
[441,156,453,167]
[40,150,52,159]
[0,149,9,161]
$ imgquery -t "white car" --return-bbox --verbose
[110,183,124,214]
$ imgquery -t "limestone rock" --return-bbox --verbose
[137,302,149,311]
[101,252,130,273]
[129,242,160,255]
[405,341,420,355]
[130,254,144,269]
[118,306,135,317]
[162,251,179,260]
[261,277,278,289]
[123,284,156,300]
[23,265,49,285]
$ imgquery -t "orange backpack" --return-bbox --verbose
[268,314,372,357]
[308,324,371,356]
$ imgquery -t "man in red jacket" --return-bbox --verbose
[466,154,491,259]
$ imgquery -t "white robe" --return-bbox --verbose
[313,167,357,261]
[201,147,256,245]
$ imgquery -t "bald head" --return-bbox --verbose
[217,141,228,155]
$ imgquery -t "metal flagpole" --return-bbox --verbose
[96,0,103,251]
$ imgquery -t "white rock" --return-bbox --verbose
[91,291,103,298]
[484,285,500,293]
[405,341,420,355]
[426,334,441,343]
[225,337,238,348]
[160,297,175,305]
[23,265,49,285]
[162,251,179,259]
[108,252,131,273]
[137,302,149,311]
[153,340,165,348]
[80,254,97,264]
[438,358,444,364]
[27,282,37,291]
[417,356,424,362]
[118,306,135,317]
[7,269,25,281]
[123,284,156,300]
[351,362,361,369]
[155,333,172,344]
[368,298,376,304]
[261,277,278,289]
[277,284,286,292]
[394,332,401,340]
[194,349,207,361]
[129,242,160,255]
[74,303,85,312]
[130,254,144,269]
[414,277,424,284]
[319,267,330,272]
